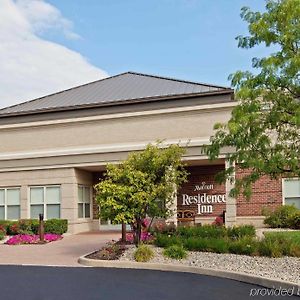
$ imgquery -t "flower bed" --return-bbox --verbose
[86,242,126,260]
[6,234,62,245]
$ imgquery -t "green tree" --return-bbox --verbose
[206,0,300,198]
[95,143,188,245]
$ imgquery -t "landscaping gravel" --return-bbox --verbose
[120,246,300,284]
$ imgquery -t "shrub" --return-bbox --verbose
[227,225,256,240]
[258,238,283,257]
[184,237,229,253]
[18,219,39,234]
[288,212,300,229]
[205,238,229,253]
[228,237,258,255]
[134,245,154,262]
[44,219,68,235]
[0,219,68,235]
[151,220,176,235]
[7,222,20,235]
[163,245,187,259]
[177,225,227,239]
[154,234,182,248]
[0,225,6,235]
[0,220,13,234]
[290,245,300,257]
[263,205,298,228]
[183,237,209,251]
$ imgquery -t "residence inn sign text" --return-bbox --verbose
[181,182,226,215]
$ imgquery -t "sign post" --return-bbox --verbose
[39,213,45,243]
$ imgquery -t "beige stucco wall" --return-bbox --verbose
[0,104,234,172]
[0,168,97,234]
[0,106,233,153]
[0,98,236,233]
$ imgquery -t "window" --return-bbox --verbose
[283,179,300,209]
[78,186,91,218]
[30,186,61,219]
[0,188,21,220]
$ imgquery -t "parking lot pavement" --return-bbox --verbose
[0,265,297,300]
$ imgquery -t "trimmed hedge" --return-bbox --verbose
[44,219,68,235]
[0,219,68,235]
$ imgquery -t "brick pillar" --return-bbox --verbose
[225,160,237,226]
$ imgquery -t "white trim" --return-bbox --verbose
[0,102,237,130]
[281,177,300,206]
[77,185,92,220]
[0,187,21,220]
[29,185,61,219]
[0,138,210,161]
[0,154,226,173]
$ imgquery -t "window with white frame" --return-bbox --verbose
[283,178,300,209]
[78,186,91,218]
[30,186,61,219]
[0,188,21,220]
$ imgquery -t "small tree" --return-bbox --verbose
[206,0,300,198]
[95,143,188,246]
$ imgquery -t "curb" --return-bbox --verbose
[78,254,300,296]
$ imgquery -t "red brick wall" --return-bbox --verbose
[177,165,226,217]
[92,165,283,220]
[236,169,283,216]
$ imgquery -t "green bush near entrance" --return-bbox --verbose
[44,219,68,235]
[0,219,68,235]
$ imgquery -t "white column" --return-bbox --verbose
[225,160,237,227]
[20,185,28,219]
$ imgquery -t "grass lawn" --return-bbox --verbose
[264,231,300,245]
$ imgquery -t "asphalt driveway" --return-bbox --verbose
[0,265,297,300]
[0,231,120,266]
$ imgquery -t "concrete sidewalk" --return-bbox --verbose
[0,231,120,266]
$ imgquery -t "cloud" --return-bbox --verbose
[0,0,108,108]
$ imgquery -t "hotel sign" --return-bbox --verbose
[181,182,226,215]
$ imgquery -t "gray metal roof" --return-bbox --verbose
[0,71,232,116]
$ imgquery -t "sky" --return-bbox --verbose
[0,0,269,108]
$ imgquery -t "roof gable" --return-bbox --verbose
[0,71,232,116]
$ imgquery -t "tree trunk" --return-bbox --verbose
[134,219,142,247]
[121,222,126,243]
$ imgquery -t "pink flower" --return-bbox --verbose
[125,232,153,243]
[6,234,62,245]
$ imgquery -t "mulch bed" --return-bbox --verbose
[86,241,129,260]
